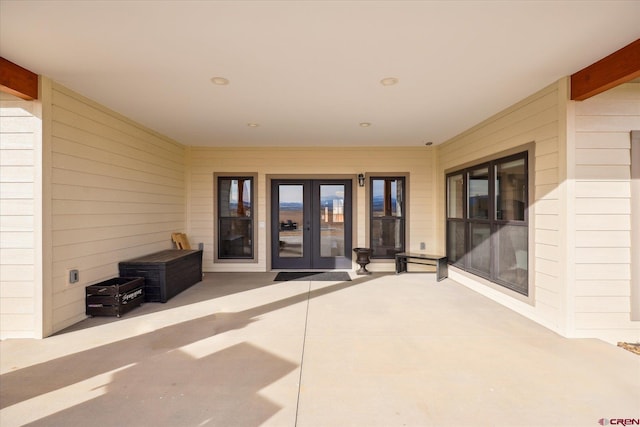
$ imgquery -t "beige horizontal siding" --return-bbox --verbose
[576,132,631,149]
[575,230,631,248]
[575,165,630,180]
[48,82,186,334]
[573,313,639,332]
[575,280,630,297]
[0,93,39,339]
[575,248,630,264]
[187,146,433,272]
[572,82,640,342]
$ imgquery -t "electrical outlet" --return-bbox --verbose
[68,269,79,284]
[420,242,426,250]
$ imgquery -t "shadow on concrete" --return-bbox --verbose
[1,273,384,426]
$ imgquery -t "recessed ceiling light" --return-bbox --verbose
[247,123,259,127]
[380,77,399,86]
[211,76,230,85]
[359,122,371,127]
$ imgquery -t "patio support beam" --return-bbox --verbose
[571,38,640,101]
[0,57,38,100]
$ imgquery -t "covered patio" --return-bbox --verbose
[2,272,638,426]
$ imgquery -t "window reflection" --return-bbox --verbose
[445,152,528,295]
[218,177,253,259]
[371,177,405,258]
[468,167,489,219]
[447,174,464,219]
[320,185,345,257]
[278,185,304,258]
[496,159,526,221]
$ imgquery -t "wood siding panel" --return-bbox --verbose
[575,264,631,281]
[0,132,34,149]
[52,231,171,263]
[574,312,638,330]
[575,132,631,149]
[575,247,630,264]
[575,214,630,231]
[576,149,629,165]
[533,199,559,215]
[576,115,640,132]
[535,214,560,231]
[0,93,38,338]
[48,82,186,334]
[0,166,34,182]
[575,231,631,248]
[575,281,630,297]
[571,82,640,342]
[575,165,630,180]
[575,296,629,313]
[0,149,35,165]
[535,286,558,307]
[575,181,630,198]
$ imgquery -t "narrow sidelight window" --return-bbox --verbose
[218,177,253,259]
[446,152,528,295]
[370,177,405,258]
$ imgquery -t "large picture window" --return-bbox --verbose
[218,177,254,259]
[446,152,528,295]
[370,177,405,259]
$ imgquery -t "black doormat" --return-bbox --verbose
[274,271,352,282]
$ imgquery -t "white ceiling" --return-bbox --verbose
[1,1,639,147]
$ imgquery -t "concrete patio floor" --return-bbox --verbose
[1,272,639,427]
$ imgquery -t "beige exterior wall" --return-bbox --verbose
[44,80,186,334]
[187,146,434,272]
[571,82,640,343]
[0,92,42,338]
[435,79,568,334]
[4,74,636,342]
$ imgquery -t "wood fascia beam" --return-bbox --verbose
[0,57,39,100]
[570,38,640,101]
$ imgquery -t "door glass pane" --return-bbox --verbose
[468,168,489,219]
[371,218,403,258]
[320,184,345,257]
[447,174,464,219]
[278,185,303,258]
[469,223,491,274]
[496,224,528,294]
[496,158,526,221]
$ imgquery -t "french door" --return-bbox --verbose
[271,179,352,269]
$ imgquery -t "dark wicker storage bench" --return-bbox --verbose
[119,249,203,303]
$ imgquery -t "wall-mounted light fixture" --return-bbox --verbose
[358,173,365,187]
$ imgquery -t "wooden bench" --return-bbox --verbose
[395,252,448,282]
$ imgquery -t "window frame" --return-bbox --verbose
[215,174,257,262]
[631,131,639,320]
[446,151,529,295]
[369,175,406,259]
